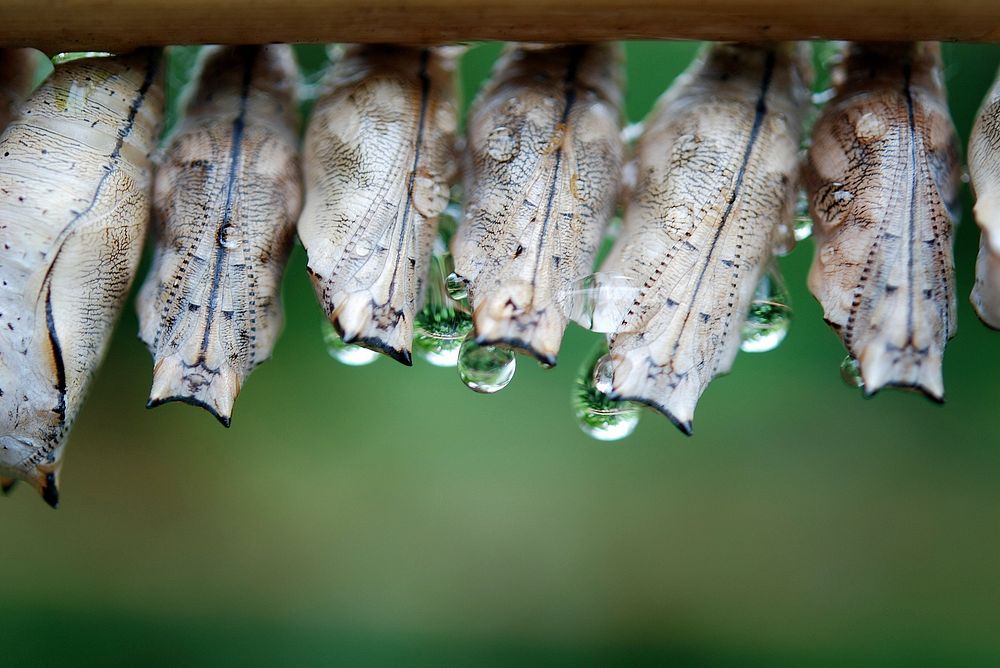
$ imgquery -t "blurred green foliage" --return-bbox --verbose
[1,41,1000,666]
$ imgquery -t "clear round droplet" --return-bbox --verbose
[445,272,468,301]
[321,320,379,366]
[353,241,372,257]
[740,269,792,353]
[219,224,239,249]
[457,336,516,393]
[840,355,864,389]
[557,272,641,334]
[572,341,640,442]
[486,126,518,162]
[414,302,473,368]
[412,173,449,218]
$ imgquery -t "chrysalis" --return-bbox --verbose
[0,48,45,131]
[298,46,460,365]
[451,43,624,367]
[0,51,164,506]
[969,65,1000,330]
[137,45,302,426]
[805,43,961,400]
[597,43,811,434]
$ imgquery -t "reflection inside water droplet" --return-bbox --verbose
[557,272,641,334]
[740,268,792,353]
[445,272,468,301]
[219,224,239,249]
[457,336,516,393]
[840,355,864,389]
[572,340,640,441]
[486,126,518,162]
[414,224,474,367]
[321,320,379,366]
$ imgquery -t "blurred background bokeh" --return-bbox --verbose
[2,41,1000,666]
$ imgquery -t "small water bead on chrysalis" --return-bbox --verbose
[740,268,793,353]
[486,126,518,162]
[839,355,864,389]
[556,272,641,334]
[572,341,640,442]
[321,320,379,366]
[445,272,468,301]
[457,335,516,394]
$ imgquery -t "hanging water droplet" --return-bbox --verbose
[556,272,641,334]
[486,126,518,162]
[457,336,516,393]
[414,302,473,367]
[445,272,468,301]
[740,268,792,353]
[572,341,640,442]
[839,355,864,388]
[321,320,379,366]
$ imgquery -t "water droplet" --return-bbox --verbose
[854,111,887,142]
[572,341,640,441]
[353,241,372,257]
[219,225,239,249]
[840,355,864,388]
[794,190,813,242]
[445,272,468,301]
[832,189,854,204]
[414,302,473,367]
[486,126,518,162]
[740,268,792,353]
[321,320,379,366]
[457,336,515,393]
[412,173,449,218]
[557,272,641,334]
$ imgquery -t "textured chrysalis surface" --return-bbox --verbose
[452,43,624,367]
[0,48,44,132]
[298,45,459,365]
[805,43,961,401]
[598,43,811,434]
[0,51,164,506]
[137,45,302,426]
[969,65,1000,330]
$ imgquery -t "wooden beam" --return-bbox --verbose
[0,0,999,52]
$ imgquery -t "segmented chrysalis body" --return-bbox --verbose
[0,48,44,132]
[452,43,624,367]
[969,65,1000,330]
[298,46,459,365]
[805,43,960,400]
[598,43,810,434]
[137,46,301,426]
[0,51,164,506]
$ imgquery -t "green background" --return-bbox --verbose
[2,42,999,666]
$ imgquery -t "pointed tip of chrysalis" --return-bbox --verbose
[1,477,16,495]
[859,344,945,404]
[39,471,59,509]
[147,356,238,427]
[330,295,414,366]
[471,300,563,369]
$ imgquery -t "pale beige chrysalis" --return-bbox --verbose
[452,43,624,367]
[137,46,301,426]
[597,43,811,434]
[0,51,164,506]
[805,43,960,401]
[0,49,46,132]
[298,46,459,365]
[969,65,1000,330]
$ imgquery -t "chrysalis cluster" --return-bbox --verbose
[596,42,811,433]
[298,45,460,365]
[137,45,302,426]
[805,42,961,400]
[452,43,624,367]
[0,51,164,506]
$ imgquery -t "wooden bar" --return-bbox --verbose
[0,0,998,52]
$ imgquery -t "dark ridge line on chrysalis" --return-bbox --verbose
[197,46,256,363]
